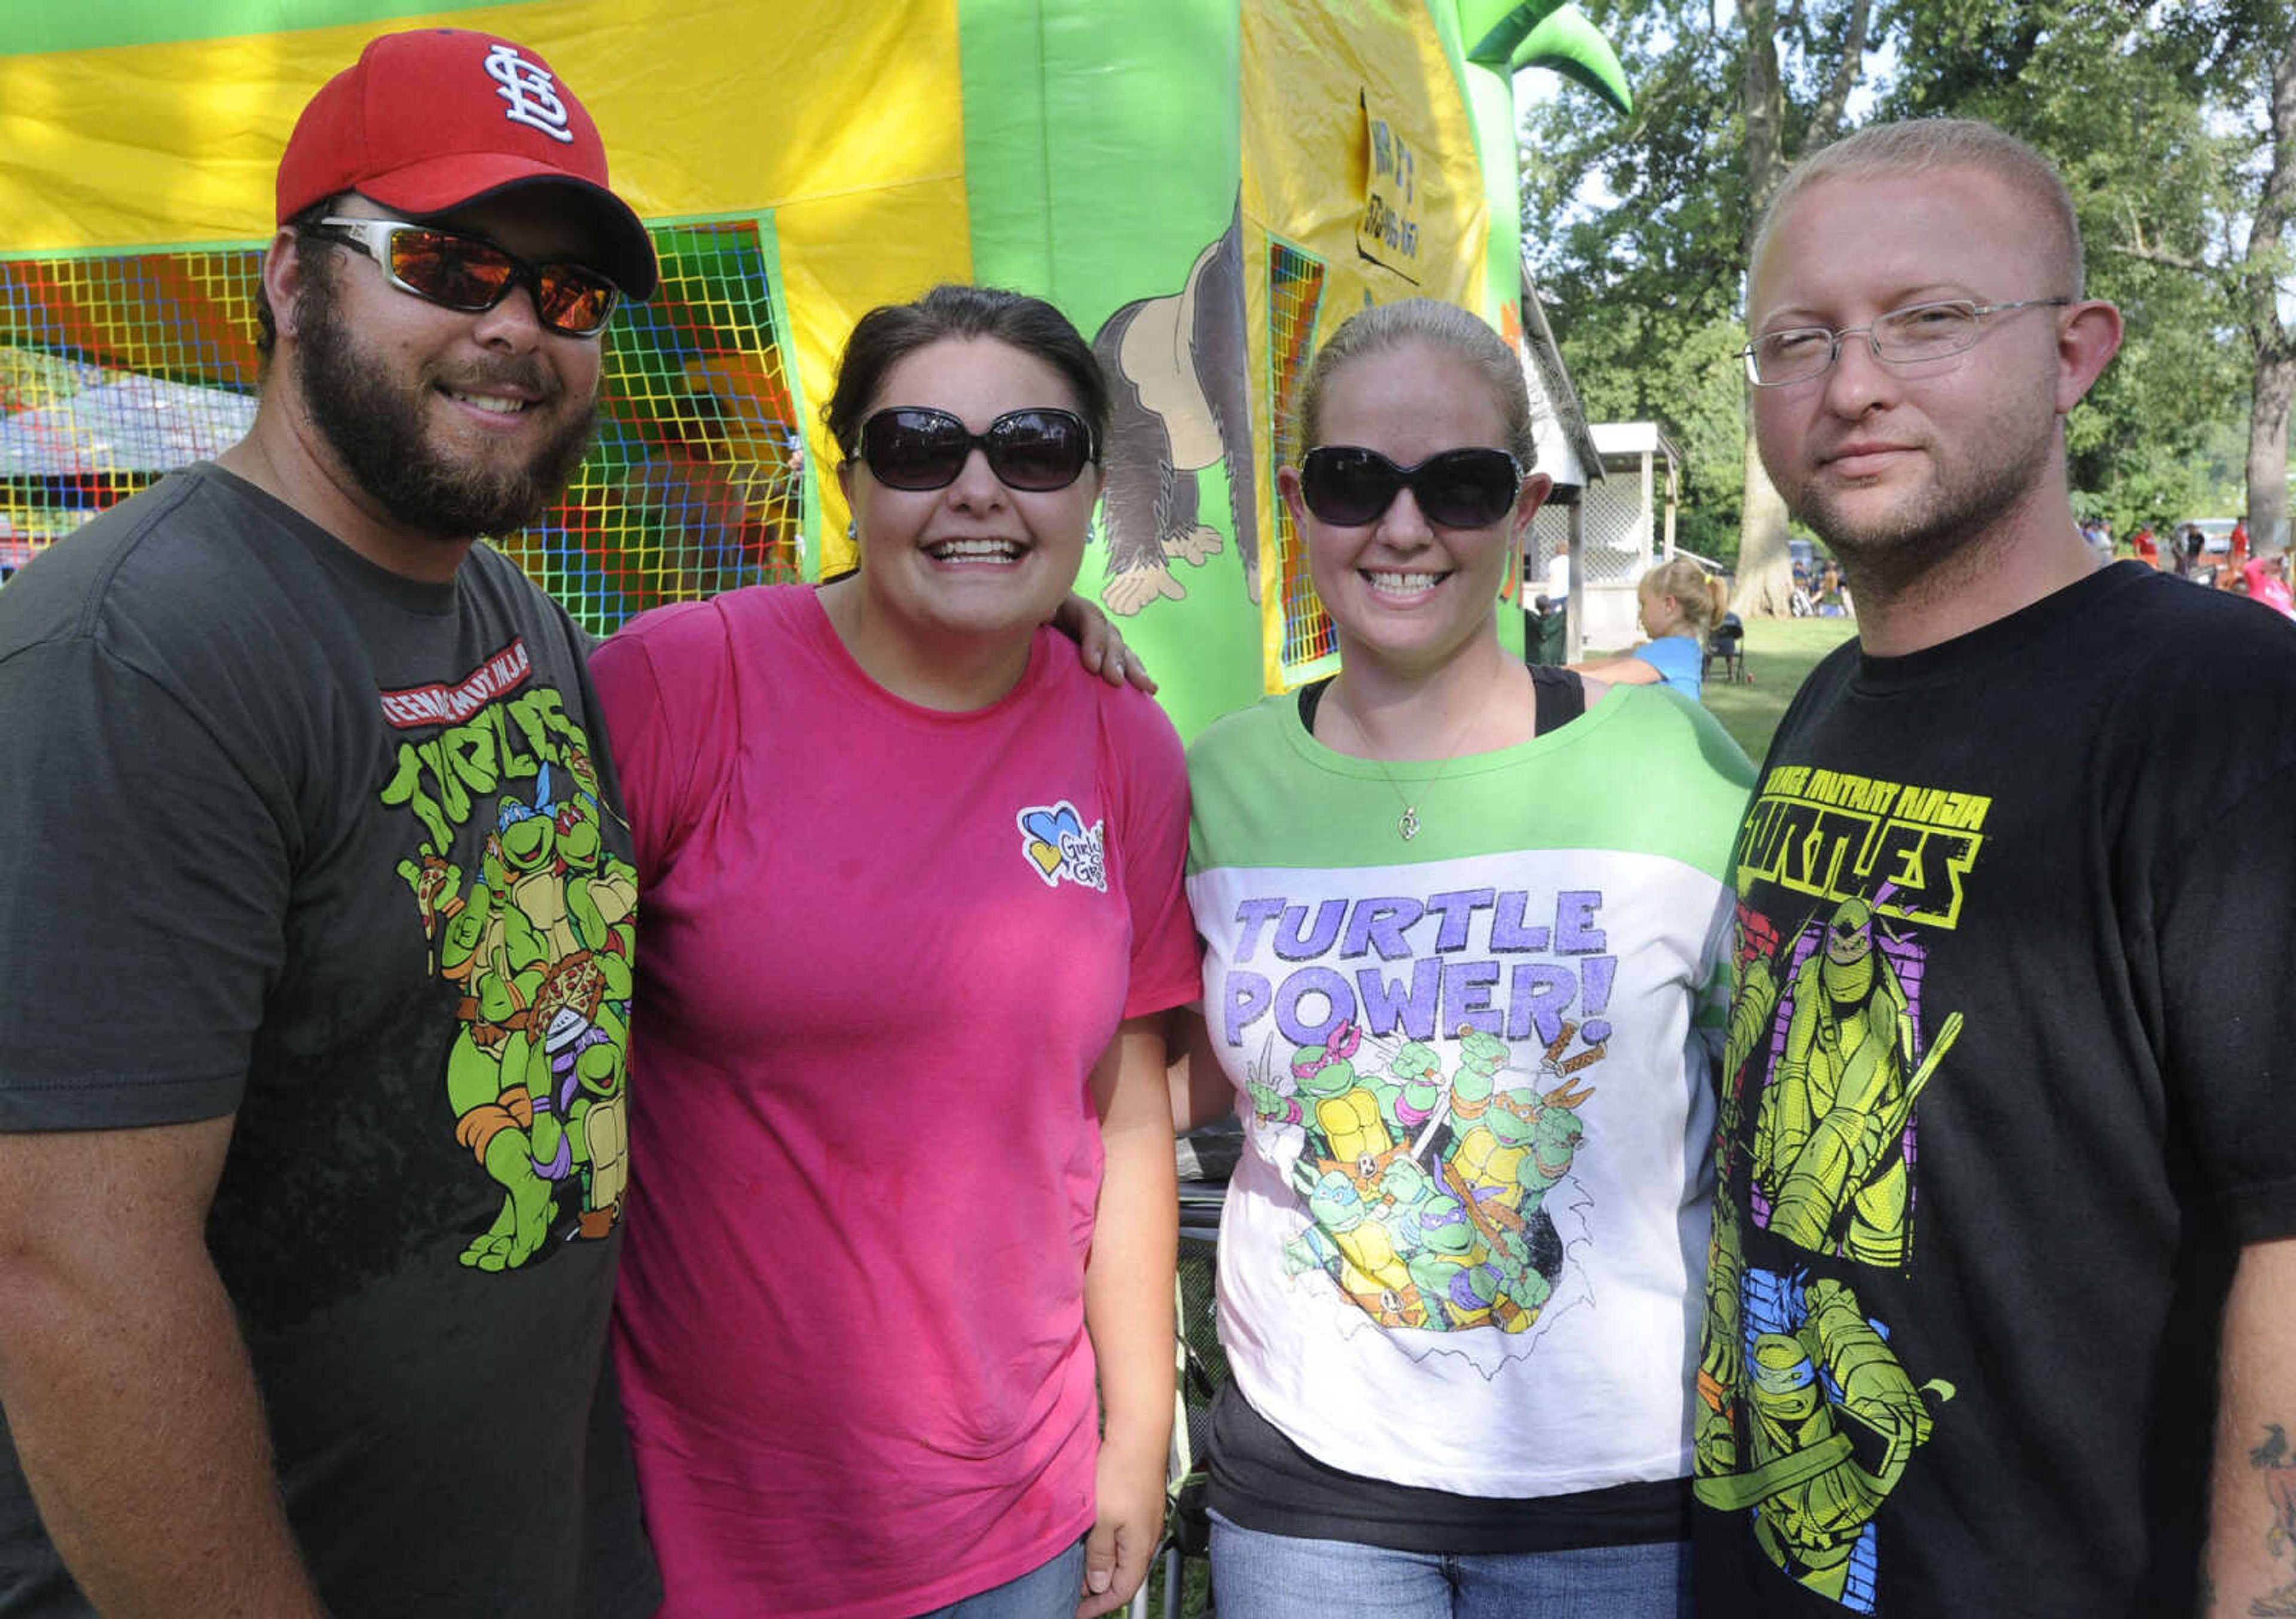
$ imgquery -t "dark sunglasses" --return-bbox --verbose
[1298,445,1523,529]
[856,407,1097,493]
[314,217,621,338]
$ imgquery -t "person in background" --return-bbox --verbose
[1813,560,1849,615]
[2177,520,2207,577]
[597,284,1196,1619]
[2243,551,2296,621]
[1177,296,1752,1617]
[1699,115,2296,1617]
[1570,553,1730,699]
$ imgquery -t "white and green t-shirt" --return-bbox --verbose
[1189,682,1753,1500]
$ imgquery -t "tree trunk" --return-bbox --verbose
[1737,0,1783,212]
[1726,0,1864,620]
[1734,0,1790,611]
[1738,419,1797,614]
[1727,0,1869,614]
[2242,18,2296,552]
[2250,355,2294,554]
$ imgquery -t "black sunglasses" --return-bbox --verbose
[315,217,621,338]
[1297,445,1523,529]
[856,407,1097,493]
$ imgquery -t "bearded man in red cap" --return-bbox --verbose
[0,30,662,1617]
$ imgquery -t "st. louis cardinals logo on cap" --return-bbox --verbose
[483,43,574,145]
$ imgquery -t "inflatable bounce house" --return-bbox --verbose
[1,1,1627,737]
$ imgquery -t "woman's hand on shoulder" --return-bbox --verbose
[1050,593,1158,694]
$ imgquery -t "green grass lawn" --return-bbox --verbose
[1696,615,1861,765]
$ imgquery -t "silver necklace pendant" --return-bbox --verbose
[1397,805,1421,840]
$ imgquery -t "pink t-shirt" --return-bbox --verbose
[593,586,1197,1618]
[2245,557,2296,620]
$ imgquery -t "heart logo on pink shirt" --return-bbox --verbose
[1015,802,1107,892]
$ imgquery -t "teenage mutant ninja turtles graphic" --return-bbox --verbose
[387,679,637,1272]
[1251,1017,1602,1339]
[1700,892,1964,1608]
[1732,895,1959,1267]
[1694,1268,1954,1612]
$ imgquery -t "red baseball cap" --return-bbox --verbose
[277,28,657,300]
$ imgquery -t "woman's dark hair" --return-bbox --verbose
[823,284,1110,460]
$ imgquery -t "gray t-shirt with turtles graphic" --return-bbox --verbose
[0,465,656,1615]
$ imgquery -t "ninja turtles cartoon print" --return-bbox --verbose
[1696,1265,1953,1609]
[1698,763,1983,1612]
[1248,1014,1604,1340]
[382,641,638,1272]
[1738,895,1961,1267]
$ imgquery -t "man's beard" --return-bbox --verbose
[1776,414,2056,603]
[294,267,599,540]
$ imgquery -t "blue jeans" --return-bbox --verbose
[1209,1511,1690,1618]
[911,1538,1088,1619]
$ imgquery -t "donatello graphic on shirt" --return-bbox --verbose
[1219,883,1618,1347]
[1694,766,1978,1612]
[380,641,639,1273]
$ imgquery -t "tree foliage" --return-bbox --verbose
[1521,0,2295,585]
[1883,0,2279,536]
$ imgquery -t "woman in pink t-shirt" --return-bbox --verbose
[2243,554,2296,621]
[595,287,1199,1619]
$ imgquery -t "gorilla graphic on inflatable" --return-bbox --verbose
[1091,200,1258,616]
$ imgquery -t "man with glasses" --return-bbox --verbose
[1693,120,2296,1617]
[0,29,662,1616]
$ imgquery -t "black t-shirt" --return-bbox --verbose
[1209,1380,1689,1553]
[1296,662,1587,735]
[1693,563,2296,1616]
[0,467,658,1615]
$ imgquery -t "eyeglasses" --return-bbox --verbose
[855,407,1097,492]
[1740,298,2071,387]
[1296,446,1523,529]
[313,217,621,338]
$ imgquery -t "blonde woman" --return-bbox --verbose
[1176,298,1752,1616]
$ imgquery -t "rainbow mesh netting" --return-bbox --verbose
[1267,236,1330,675]
[0,217,810,632]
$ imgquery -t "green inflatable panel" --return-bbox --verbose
[1452,0,1571,68]
[1510,5,1633,116]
